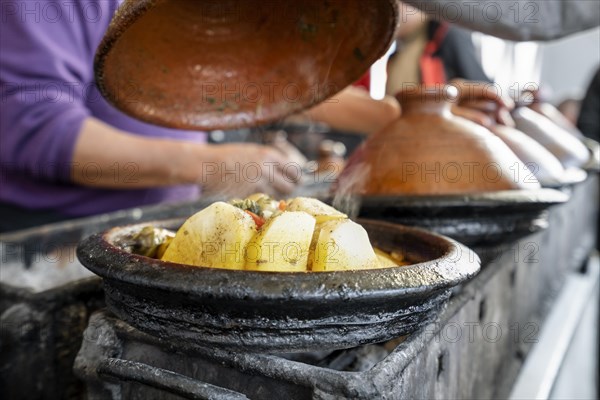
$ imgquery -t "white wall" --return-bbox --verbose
[537,27,600,103]
[476,27,600,104]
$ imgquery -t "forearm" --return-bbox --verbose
[303,87,400,134]
[71,118,205,188]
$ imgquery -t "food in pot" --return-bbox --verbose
[154,194,406,272]
[116,225,175,259]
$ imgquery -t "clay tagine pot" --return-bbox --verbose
[460,98,568,186]
[512,106,590,169]
[95,0,398,130]
[336,86,541,196]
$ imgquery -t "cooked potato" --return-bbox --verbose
[159,195,405,272]
[286,197,347,224]
[374,248,401,268]
[161,202,257,269]
[376,254,398,268]
[245,211,316,272]
[312,219,379,271]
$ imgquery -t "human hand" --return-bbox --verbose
[449,79,515,128]
[266,131,308,168]
[200,143,302,198]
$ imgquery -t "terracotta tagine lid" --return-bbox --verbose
[95,0,398,130]
[336,85,541,196]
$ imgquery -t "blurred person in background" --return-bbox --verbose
[578,67,600,142]
[577,67,600,253]
[383,3,514,128]
[386,2,491,95]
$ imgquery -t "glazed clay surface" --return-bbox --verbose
[95,0,398,130]
[338,87,540,195]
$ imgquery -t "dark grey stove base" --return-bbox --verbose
[0,280,104,400]
[74,177,598,400]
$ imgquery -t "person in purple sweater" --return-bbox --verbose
[0,0,298,232]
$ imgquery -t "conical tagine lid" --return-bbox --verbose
[336,85,541,195]
[95,0,398,130]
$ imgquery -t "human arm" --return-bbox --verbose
[0,0,297,198]
[293,86,401,134]
[72,118,297,195]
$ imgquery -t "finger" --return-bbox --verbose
[461,99,497,114]
[271,140,308,167]
[474,86,503,106]
[475,86,514,112]
[498,96,515,111]
[254,148,299,193]
[497,107,516,127]
[262,147,303,184]
[278,160,304,184]
[452,106,494,128]
[451,79,511,108]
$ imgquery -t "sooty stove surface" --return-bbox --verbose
[75,311,412,400]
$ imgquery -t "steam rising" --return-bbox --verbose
[331,161,369,219]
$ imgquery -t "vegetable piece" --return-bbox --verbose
[245,211,316,272]
[231,193,279,218]
[161,202,257,270]
[278,200,287,211]
[117,226,175,258]
[245,210,265,228]
[312,219,379,271]
[229,198,261,215]
[255,196,279,217]
[286,197,347,224]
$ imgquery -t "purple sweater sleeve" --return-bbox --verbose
[0,0,118,182]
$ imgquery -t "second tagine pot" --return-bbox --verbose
[337,85,541,195]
